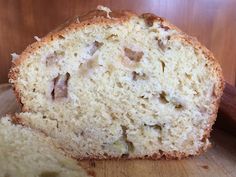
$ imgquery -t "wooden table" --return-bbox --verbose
[1,84,235,177]
[0,0,236,86]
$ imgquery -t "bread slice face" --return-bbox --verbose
[9,8,224,159]
[0,115,89,177]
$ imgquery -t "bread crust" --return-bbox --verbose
[8,8,224,160]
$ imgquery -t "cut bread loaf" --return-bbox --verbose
[9,7,224,159]
[0,115,89,177]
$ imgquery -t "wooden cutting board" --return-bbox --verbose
[0,84,235,177]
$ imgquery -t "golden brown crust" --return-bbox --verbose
[8,8,224,160]
[9,9,135,68]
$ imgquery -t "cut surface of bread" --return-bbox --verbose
[9,7,224,159]
[0,115,89,177]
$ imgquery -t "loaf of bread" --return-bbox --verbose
[0,115,90,177]
[9,6,224,159]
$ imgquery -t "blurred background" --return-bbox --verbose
[0,0,235,85]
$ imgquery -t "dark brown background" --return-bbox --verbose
[0,0,235,85]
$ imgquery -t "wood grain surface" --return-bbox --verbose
[0,83,235,177]
[0,0,236,85]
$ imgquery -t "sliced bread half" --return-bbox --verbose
[0,115,89,177]
[9,7,224,159]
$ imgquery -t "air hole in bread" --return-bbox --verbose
[156,37,166,51]
[159,91,169,103]
[159,149,164,155]
[116,82,123,88]
[175,104,183,109]
[121,153,129,158]
[126,113,135,124]
[39,171,59,177]
[132,71,148,81]
[185,73,192,79]
[121,125,135,154]
[110,113,118,120]
[160,61,165,72]
[160,23,170,31]
[141,103,146,108]
[212,84,217,97]
[124,48,144,62]
[106,34,118,40]
[51,73,70,100]
[103,152,108,157]
[78,131,84,136]
[139,95,148,100]
[144,123,162,131]
[194,90,200,96]
[58,34,65,39]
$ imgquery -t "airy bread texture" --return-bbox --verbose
[9,8,224,159]
[0,115,89,177]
